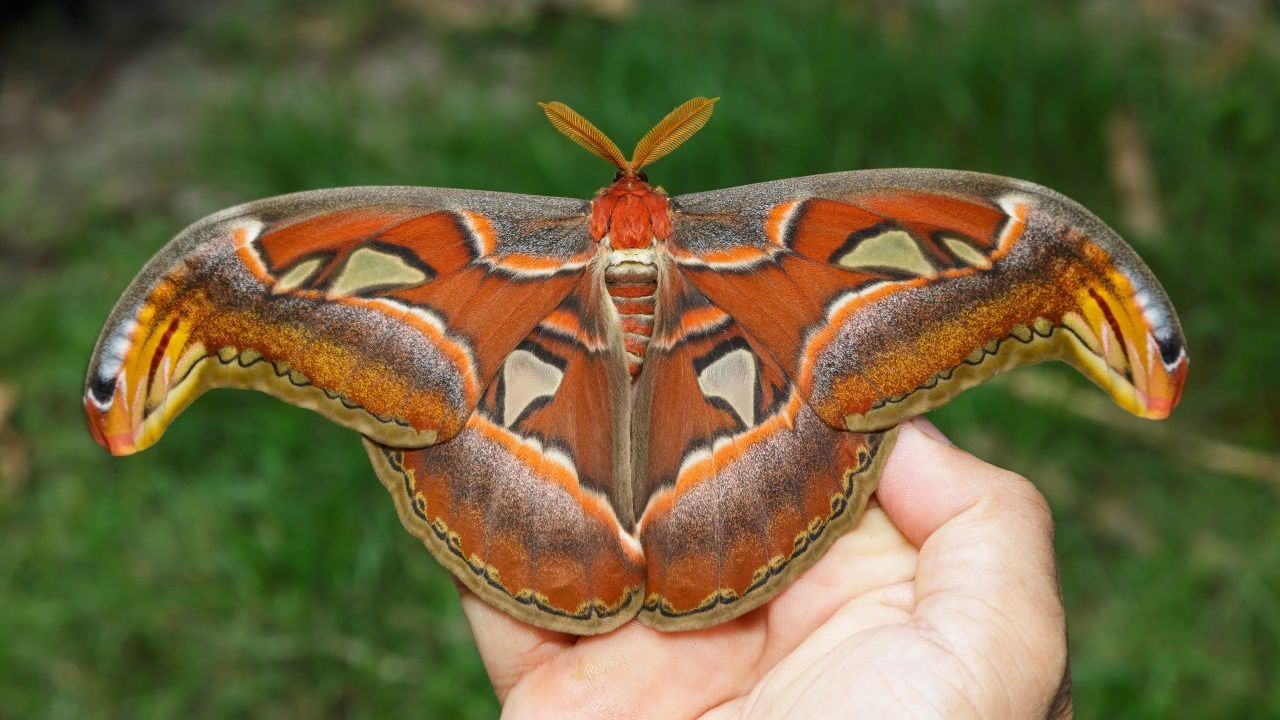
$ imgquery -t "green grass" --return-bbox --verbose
[2,0,1278,716]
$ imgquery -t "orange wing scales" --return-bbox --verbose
[630,265,896,629]
[795,196,1187,428]
[369,441,643,633]
[366,274,644,634]
[670,170,1187,433]
[86,164,1187,636]
[84,188,593,455]
[638,415,892,628]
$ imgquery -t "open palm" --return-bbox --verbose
[460,420,1071,719]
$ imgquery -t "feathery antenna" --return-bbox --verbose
[538,101,629,171]
[629,97,718,171]
[539,97,719,174]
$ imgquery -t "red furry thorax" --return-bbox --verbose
[590,176,672,249]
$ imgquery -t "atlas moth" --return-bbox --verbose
[85,97,1188,634]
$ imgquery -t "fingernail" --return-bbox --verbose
[910,417,955,446]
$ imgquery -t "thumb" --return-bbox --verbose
[877,418,1070,718]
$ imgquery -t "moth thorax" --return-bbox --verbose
[603,242,658,378]
[590,176,673,250]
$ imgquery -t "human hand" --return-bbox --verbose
[459,418,1071,719]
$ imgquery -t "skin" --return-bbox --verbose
[459,418,1072,719]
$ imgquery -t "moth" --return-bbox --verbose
[85,97,1188,634]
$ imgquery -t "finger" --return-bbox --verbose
[759,506,918,662]
[876,418,1068,716]
[461,582,757,717]
[506,620,765,720]
[455,582,575,703]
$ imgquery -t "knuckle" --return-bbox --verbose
[983,469,1053,524]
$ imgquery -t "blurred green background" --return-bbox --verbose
[2,0,1278,716]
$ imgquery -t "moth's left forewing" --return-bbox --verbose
[84,187,593,454]
[669,169,1188,432]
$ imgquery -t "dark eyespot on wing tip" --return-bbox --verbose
[1156,337,1178,366]
[89,374,116,405]
[1152,324,1186,366]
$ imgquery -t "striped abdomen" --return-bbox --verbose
[604,246,658,378]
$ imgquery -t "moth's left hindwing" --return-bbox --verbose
[83,187,593,454]
[364,273,647,634]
